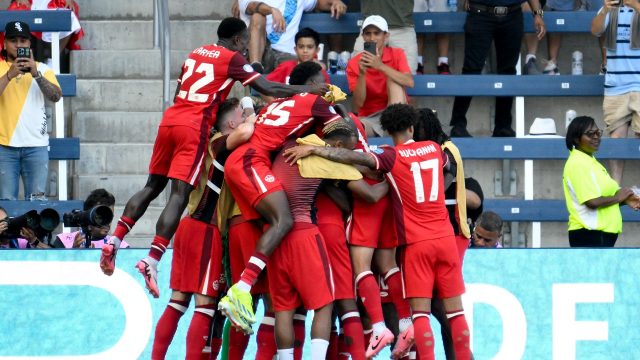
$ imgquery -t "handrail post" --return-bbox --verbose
[153,0,160,49]
[160,0,171,111]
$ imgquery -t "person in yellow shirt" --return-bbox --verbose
[562,116,640,247]
[0,20,62,200]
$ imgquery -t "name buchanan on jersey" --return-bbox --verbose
[397,143,437,158]
[193,47,221,59]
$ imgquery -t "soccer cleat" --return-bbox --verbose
[391,325,414,359]
[437,63,451,75]
[100,244,116,276]
[218,296,254,335]
[135,259,160,298]
[365,327,394,358]
[218,284,256,328]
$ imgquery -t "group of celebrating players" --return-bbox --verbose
[97,17,472,360]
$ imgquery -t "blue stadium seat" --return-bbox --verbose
[49,138,80,160]
[330,74,604,96]
[484,199,640,222]
[300,11,597,34]
[0,200,84,217]
[58,74,76,97]
[0,10,72,32]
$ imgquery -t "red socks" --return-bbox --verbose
[149,235,170,261]
[152,299,189,359]
[412,312,435,360]
[293,310,306,360]
[384,268,412,319]
[113,216,135,240]
[186,304,215,359]
[355,271,384,324]
[363,329,372,353]
[341,312,366,360]
[256,312,277,360]
[447,310,471,360]
[240,252,268,287]
[206,337,222,360]
[227,327,250,360]
[328,327,339,360]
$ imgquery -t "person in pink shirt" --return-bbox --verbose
[54,189,129,249]
[0,206,47,248]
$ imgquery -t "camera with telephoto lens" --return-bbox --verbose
[63,205,114,228]
[0,208,60,240]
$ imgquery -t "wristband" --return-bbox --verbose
[240,96,254,110]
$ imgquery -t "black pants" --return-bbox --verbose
[568,229,618,247]
[450,9,524,131]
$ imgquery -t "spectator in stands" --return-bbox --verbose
[592,0,640,185]
[0,20,62,201]
[0,206,49,248]
[470,211,504,248]
[7,0,84,73]
[414,0,455,75]
[562,116,640,247]
[262,27,330,102]
[54,189,130,249]
[238,0,347,73]
[449,0,546,137]
[354,0,418,74]
[346,15,414,137]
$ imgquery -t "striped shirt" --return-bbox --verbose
[604,7,640,95]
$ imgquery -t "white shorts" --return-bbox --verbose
[414,0,453,12]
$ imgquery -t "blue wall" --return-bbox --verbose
[0,249,638,359]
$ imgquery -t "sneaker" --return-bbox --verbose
[219,284,256,326]
[599,64,607,75]
[365,327,394,358]
[135,259,160,298]
[100,244,116,276]
[391,325,414,359]
[492,127,516,137]
[450,126,472,138]
[250,62,264,74]
[543,61,560,75]
[523,58,541,75]
[416,63,424,75]
[218,296,254,334]
[437,63,451,75]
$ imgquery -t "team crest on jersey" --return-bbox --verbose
[212,280,220,291]
[265,175,275,183]
[243,64,254,73]
[370,145,384,154]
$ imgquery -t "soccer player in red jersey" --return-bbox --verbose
[151,98,254,359]
[219,61,344,331]
[283,104,472,360]
[100,18,327,297]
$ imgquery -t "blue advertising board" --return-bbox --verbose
[0,249,638,359]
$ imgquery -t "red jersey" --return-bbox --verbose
[266,59,331,85]
[346,47,411,117]
[161,44,260,130]
[371,140,453,245]
[250,93,341,152]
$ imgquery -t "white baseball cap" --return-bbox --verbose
[361,15,388,33]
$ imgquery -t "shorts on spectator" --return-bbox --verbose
[414,0,454,12]
[360,111,386,137]
[603,92,640,134]
[263,44,297,73]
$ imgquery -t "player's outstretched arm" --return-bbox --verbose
[250,76,329,98]
[348,179,389,203]
[283,145,376,169]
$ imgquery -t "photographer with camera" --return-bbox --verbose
[0,206,49,248]
[0,20,62,201]
[54,189,129,249]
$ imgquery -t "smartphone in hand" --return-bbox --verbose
[363,41,377,55]
[16,47,31,73]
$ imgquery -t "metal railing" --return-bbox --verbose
[154,0,171,111]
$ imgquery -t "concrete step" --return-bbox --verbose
[71,50,190,79]
[73,111,162,143]
[111,205,165,238]
[73,79,163,112]
[78,20,221,51]
[81,0,234,20]
[75,174,168,207]
[77,143,152,175]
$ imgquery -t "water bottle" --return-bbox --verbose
[565,109,577,129]
[447,0,458,12]
[327,51,338,75]
[571,51,583,75]
[337,51,351,75]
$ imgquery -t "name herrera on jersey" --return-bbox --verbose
[193,47,221,58]
[397,144,437,158]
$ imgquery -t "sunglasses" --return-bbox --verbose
[583,129,603,138]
